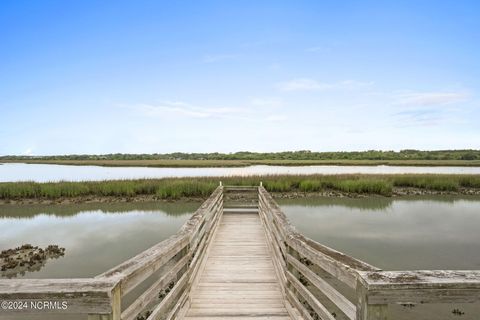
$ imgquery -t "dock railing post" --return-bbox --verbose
[356,279,388,320]
[87,284,121,320]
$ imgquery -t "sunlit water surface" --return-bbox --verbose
[279,195,480,270]
[0,201,199,278]
[278,196,480,320]
[1,163,480,182]
[2,197,480,319]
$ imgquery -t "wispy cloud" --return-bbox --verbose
[131,100,290,125]
[202,54,239,63]
[340,80,375,88]
[388,91,471,127]
[250,97,283,107]
[265,114,287,122]
[277,78,374,92]
[393,109,443,127]
[134,101,243,119]
[394,91,469,106]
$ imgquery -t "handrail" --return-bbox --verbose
[258,185,480,320]
[1,185,480,320]
[0,186,224,320]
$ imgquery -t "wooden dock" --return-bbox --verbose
[1,185,480,320]
[185,212,290,319]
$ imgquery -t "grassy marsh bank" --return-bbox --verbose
[1,175,480,203]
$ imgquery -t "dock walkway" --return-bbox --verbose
[185,212,290,319]
[1,185,480,320]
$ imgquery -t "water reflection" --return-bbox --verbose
[278,196,480,270]
[0,201,199,278]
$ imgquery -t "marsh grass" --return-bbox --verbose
[0,174,479,200]
[392,176,460,191]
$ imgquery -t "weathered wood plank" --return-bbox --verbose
[98,233,189,295]
[0,278,118,314]
[146,271,188,320]
[286,271,336,320]
[6,186,480,320]
[97,187,222,296]
[165,287,189,320]
[285,286,314,320]
[259,187,379,289]
[287,253,356,320]
[358,270,480,304]
[356,280,387,320]
[184,211,290,318]
[121,253,191,320]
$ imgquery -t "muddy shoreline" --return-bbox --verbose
[1,187,479,206]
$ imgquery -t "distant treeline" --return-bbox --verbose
[1,150,480,161]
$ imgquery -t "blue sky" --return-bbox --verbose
[1,0,479,155]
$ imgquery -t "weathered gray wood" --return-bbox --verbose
[0,278,118,314]
[166,288,189,320]
[259,186,379,289]
[111,284,121,320]
[285,286,314,320]
[259,200,287,259]
[286,253,356,320]
[184,212,291,318]
[88,315,113,320]
[223,186,258,191]
[356,279,387,320]
[286,271,336,320]
[259,205,288,296]
[98,233,189,295]
[121,253,191,320]
[147,271,188,320]
[4,186,480,320]
[189,201,223,287]
[98,187,222,296]
[358,270,480,304]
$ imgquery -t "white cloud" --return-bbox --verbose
[389,91,472,127]
[250,97,283,107]
[394,92,469,106]
[135,101,243,119]
[265,115,287,122]
[130,99,290,124]
[277,78,374,92]
[393,109,443,127]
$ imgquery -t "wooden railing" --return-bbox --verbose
[1,185,480,320]
[258,186,480,320]
[0,186,224,320]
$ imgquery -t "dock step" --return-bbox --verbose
[223,208,259,214]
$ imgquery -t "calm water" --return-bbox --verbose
[1,163,480,182]
[277,196,480,320]
[2,197,480,319]
[0,201,199,278]
[278,196,480,270]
